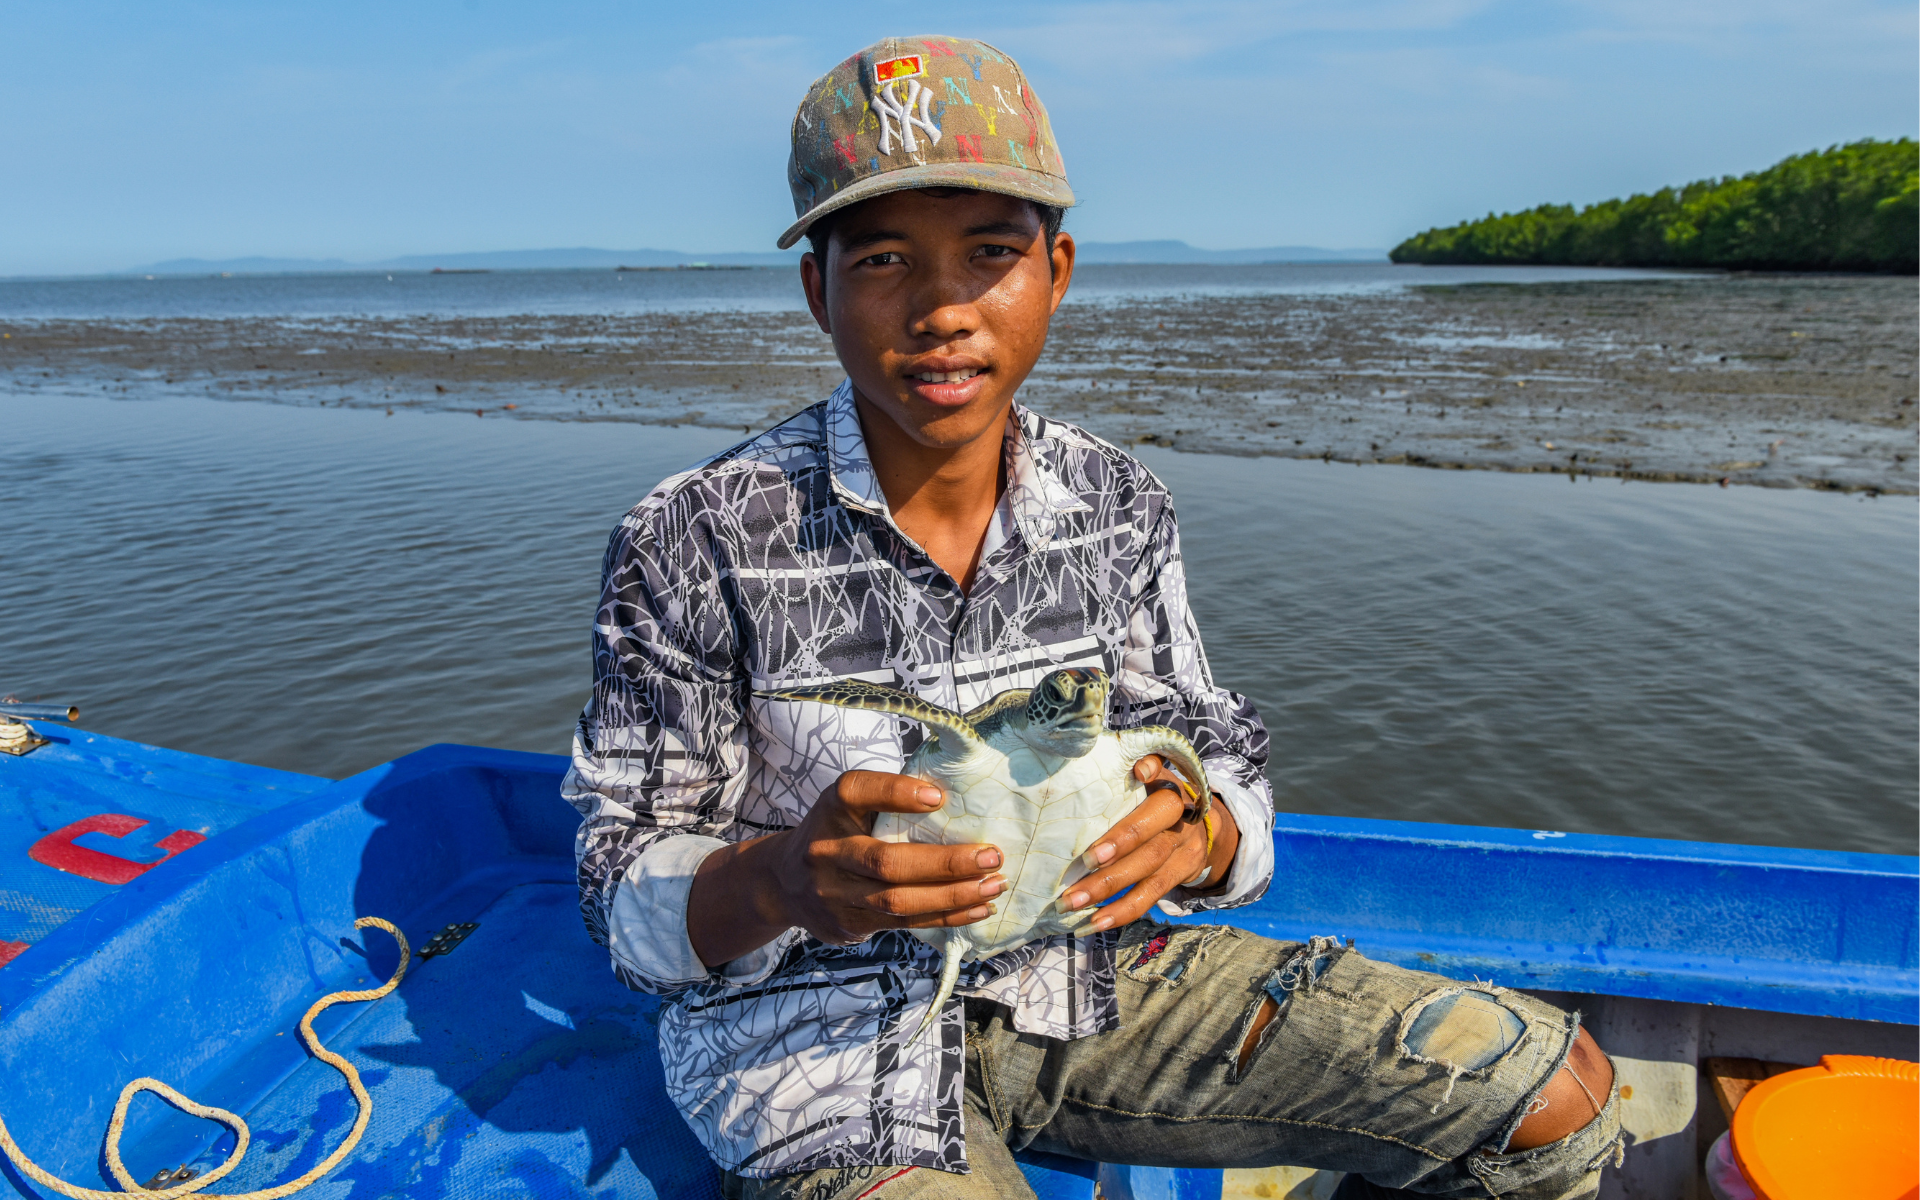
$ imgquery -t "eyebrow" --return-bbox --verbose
[836,227,910,254]
[963,220,1036,239]
[836,219,1038,255]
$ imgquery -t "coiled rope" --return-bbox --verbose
[0,916,409,1199]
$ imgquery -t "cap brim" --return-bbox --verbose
[777,162,1076,250]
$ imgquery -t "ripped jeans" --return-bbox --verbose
[719,922,1622,1200]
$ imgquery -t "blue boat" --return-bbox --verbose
[0,718,1913,1199]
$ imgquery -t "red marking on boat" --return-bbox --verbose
[29,814,207,885]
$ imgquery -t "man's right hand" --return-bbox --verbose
[772,770,1006,944]
[688,770,1003,968]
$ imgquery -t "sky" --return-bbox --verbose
[2,1,1914,276]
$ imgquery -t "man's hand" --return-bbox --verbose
[771,770,1007,944]
[1060,756,1241,933]
[689,770,1004,968]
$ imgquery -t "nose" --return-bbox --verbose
[908,264,984,343]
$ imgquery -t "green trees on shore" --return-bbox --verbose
[1391,139,1917,273]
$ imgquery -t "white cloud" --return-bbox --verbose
[1566,0,1916,59]
[981,0,1498,68]
[1573,0,1911,34]
[434,40,574,94]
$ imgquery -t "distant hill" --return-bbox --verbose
[1392,138,1918,273]
[134,247,800,275]
[129,240,1383,277]
[1073,240,1384,264]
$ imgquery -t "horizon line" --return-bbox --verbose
[10,239,1392,281]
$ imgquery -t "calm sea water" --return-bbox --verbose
[2,390,1912,855]
[0,262,1691,320]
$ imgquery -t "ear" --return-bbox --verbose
[800,250,832,335]
[1047,230,1076,316]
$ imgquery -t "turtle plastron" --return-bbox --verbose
[755,669,1211,1040]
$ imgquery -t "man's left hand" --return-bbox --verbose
[1061,756,1240,932]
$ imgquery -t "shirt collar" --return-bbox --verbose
[823,379,889,516]
[823,380,1093,553]
[1002,405,1094,552]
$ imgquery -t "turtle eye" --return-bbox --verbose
[1050,676,1073,699]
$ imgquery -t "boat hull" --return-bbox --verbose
[0,735,1912,1199]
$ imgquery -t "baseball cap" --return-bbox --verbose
[779,36,1075,250]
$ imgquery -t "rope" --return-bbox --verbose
[0,917,410,1199]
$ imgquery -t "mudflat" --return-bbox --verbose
[4,273,1913,492]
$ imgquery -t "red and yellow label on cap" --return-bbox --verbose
[873,55,922,84]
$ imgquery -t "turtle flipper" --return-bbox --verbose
[1114,726,1212,817]
[755,680,983,754]
[913,937,967,1041]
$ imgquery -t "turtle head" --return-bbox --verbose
[1022,668,1110,759]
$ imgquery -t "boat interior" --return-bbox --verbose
[0,730,1913,1199]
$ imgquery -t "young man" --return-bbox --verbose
[564,36,1621,1199]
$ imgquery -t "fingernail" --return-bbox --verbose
[980,876,1005,897]
[967,905,991,920]
[976,848,1002,869]
[1066,891,1089,908]
[1091,915,1113,931]
[1092,843,1115,865]
[917,786,943,807]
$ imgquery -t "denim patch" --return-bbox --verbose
[1403,989,1527,1072]
[1396,984,1534,1111]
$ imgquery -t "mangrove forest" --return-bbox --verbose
[1391,138,1917,273]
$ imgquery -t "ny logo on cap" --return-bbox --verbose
[872,56,941,155]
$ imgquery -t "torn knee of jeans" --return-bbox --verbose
[1397,985,1530,1109]
[1484,1008,1584,1158]
[1233,935,1347,1079]
[1261,934,1344,1004]
[1232,994,1279,1080]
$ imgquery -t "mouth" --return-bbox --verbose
[910,367,984,384]
[903,362,989,408]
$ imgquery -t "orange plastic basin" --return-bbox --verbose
[1733,1055,1919,1200]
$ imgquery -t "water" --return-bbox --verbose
[1146,449,1917,855]
[0,262,1694,320]
[2,390,1912,855]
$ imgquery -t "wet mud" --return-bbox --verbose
[3,274,1913,492]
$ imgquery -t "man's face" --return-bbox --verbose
[800,189,1075,453]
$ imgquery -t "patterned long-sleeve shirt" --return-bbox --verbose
[562,381,1275,1178]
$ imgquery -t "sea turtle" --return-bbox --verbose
[756,666,1210,1037]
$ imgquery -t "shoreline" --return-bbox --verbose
[3,274,1913,494]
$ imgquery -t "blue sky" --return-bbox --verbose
[3,1,1913,276]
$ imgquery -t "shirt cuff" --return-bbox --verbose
[607,833,796,988]
[1155,763,1275,916]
